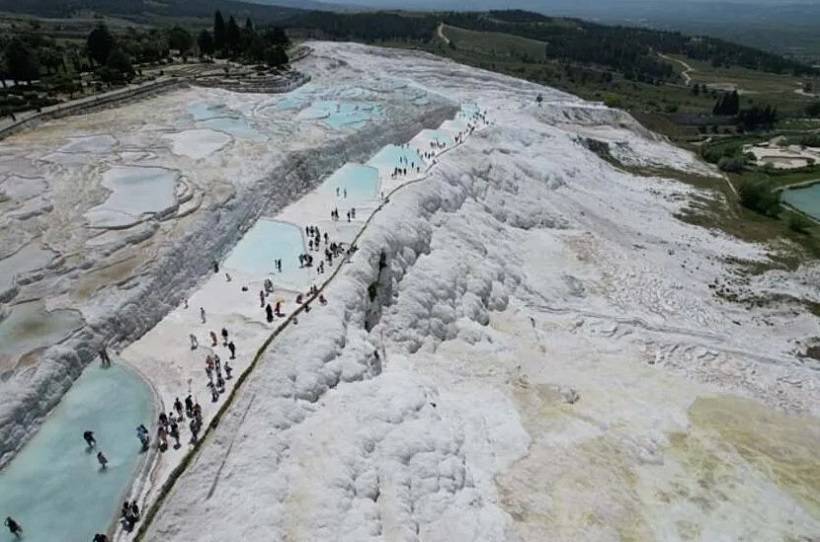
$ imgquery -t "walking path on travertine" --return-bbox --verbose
[116,104,489,540]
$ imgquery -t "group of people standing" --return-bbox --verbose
[390,151,422,178]
[120,499,141,532]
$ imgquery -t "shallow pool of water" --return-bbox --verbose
[367,145,424,174]
[781,182,820,221]
[276,96,306,110]
[198,117,264,141]
[320,164,380,202]
[188,102,229,121]
[0,243,55,293]
[223,219,306,289]
[164,129,232,160]
[0,364,152,542]
[0,300,84,372]
[84,166,178,229]
[58,135,117,155]
[425,129,455,148]
[297,101,380,130]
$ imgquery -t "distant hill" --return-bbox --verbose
[277,0,820,61]
[0,0,312,24]
[283,9,816,80]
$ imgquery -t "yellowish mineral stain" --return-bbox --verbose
[685,395,820,521]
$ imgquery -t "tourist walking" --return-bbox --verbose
[99,347,111,368]
[137,424,150,452]
[170,420,181,449]
[97,451,108,470]
[228,341,236,359]
[4,517,22,538]
[200,307,206,324]
[185,394,194,418]
[83,430,96,448]
[190,418,200,443]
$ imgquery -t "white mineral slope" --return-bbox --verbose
[0,59,457,466]
[146,43,820,541]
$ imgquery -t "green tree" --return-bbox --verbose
[728,90,740,115]
[168,26,193,54]
[787,213,813,234]
[712,90,739,115]
[264,45,288,68]
[100,48,134,82]
[807,102,820,118]
[712,93,725,115]
[87,24,115,66]
[717,156,745,172]
[263,27,289,47]
[198,29,214,57]
[49,72,80,97]
[226,16,241,55]
[214,11,226,52]
[245,34,267,62]
[4,38,40,84]
[738,177,779,217]
[39,47,63,75]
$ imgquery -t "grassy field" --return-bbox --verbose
[440,24,547,61]
[668,54,808,94]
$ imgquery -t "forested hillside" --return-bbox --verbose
[0,0,304,24]
[283,9,818,84]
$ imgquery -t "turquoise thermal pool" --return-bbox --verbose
[367,145,425,174]
[781,182,820,221]
[426,129,455,147]
[84,166,178,229]
[198,117,264,140]
[320,164,380,202]
[297,100,381,130]
[188,102,229,121]
[222,219,307,289]
[0,364,152,542]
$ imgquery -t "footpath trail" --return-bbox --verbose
[437,23,451,45]
[659,53,694,85]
